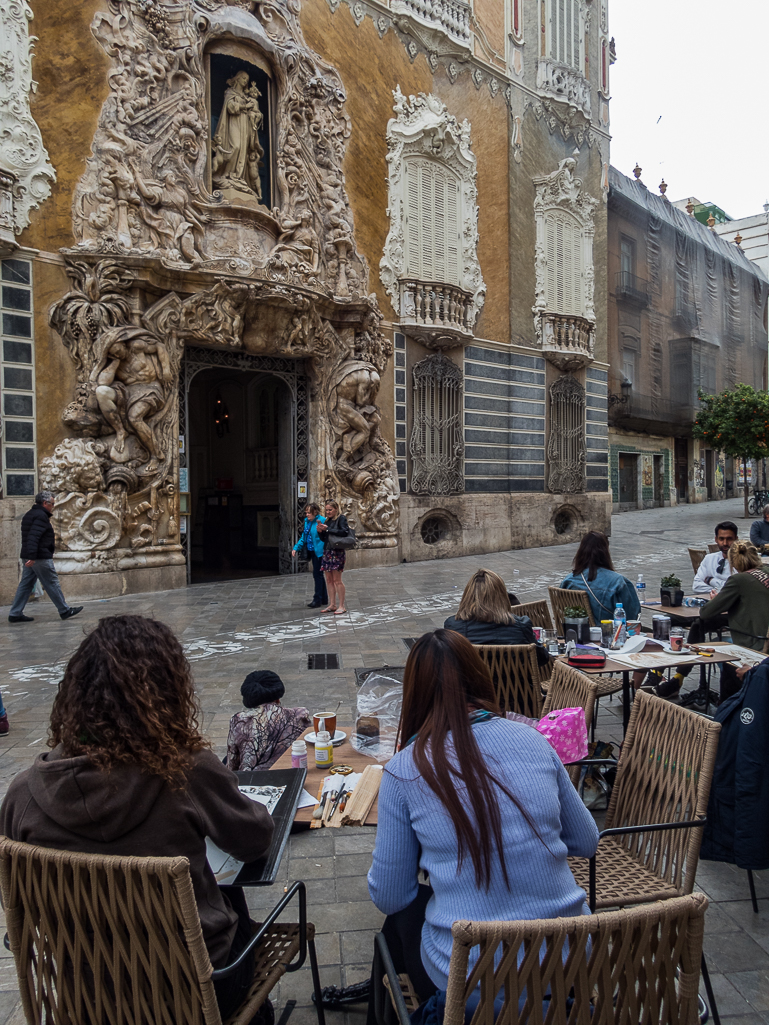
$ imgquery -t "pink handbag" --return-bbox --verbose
[535,707,588,765]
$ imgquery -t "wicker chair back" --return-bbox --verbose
[475,644,542,717]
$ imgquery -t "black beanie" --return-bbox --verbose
[241,670,285,708]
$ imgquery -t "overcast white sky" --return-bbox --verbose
[608,0,769,221]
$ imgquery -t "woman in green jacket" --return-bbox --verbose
[701,541,769,699]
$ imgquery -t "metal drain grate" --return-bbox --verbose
[307,653,340,670]
[402,638,417,650]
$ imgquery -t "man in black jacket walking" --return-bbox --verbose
[8,491,83,624]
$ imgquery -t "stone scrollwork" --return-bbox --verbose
[536,58,591,118]
[380,88,485,347]
[0,0,56,244]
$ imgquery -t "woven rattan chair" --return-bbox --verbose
[548,586,596,634]
[0,838,325,1025]
[510,599,554,632]
[569,689,721,913]
[476,644,542,717]
[373,894,709,1025]
[542,661,598,786]
[688,547,707,574]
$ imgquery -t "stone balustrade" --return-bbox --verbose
[249,447,279,482]
[400,280,475,347]
[539,312,595,371]
[391,0,472,46]
[536,58,591,117]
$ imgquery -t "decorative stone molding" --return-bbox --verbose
[532,157,597,368]
[0,0,55,240]
[536,58,591,117]
[391,0,472,53]
[410,353,464,495]
[70,0,367,299]
[526,97,594,146]
[380,88,485,346]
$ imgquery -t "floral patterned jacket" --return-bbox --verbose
[226,703,312,770]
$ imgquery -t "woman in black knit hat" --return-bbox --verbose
[226,670,311,769]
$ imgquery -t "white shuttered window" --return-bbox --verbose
[549,0,581,71]
[545,211,583,316]
[404,159,461,285]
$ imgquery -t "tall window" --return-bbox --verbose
[545,211,583,317]
[1,257,36,498]
[404,159,461,285]
[410,354,464,495]
[547,374,586,494]
[549,0,581,71]
[620,237,635,284]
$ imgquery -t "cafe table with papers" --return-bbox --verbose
[564,636,737,733]
[271,725,388,826]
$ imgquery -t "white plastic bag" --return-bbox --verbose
[351,671,403,762]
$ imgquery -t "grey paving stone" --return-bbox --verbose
[704,930,769,975]
[729,971,769,1013]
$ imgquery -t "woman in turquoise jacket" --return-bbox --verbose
[560,530,640,624]
[292,504,327,608]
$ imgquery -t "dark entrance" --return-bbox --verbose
[675,438,688,502]
[618,453,638,508]
[187,367,290,581]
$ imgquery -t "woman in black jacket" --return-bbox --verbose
[444,568,549,667]
[316,499,351,615]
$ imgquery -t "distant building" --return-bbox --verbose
[607,168,769,510]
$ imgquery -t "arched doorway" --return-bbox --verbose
[180,347,308,583]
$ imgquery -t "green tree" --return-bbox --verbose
[693,384,769,517]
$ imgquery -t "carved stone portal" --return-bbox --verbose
[45,0,399,578]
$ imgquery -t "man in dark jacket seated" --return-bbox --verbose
[750,506,769,549]
[8,491,82,624]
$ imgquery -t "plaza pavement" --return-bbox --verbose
[0,498,768,1023]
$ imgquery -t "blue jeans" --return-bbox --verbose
[10,559,70,617]
[311,553,328,604]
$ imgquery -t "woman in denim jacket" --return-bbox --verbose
[560,530,640,623]
[292,503,327,608]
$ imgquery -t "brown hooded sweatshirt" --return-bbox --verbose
[0,745,274,967]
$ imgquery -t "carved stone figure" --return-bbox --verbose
[270,210,321,276]
[89,326,174,471]
[212,71,264,201]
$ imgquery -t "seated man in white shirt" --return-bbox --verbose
[659,521,737,699]
[692,521,739,594]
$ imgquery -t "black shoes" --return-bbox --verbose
[8,615,33,623]
[307,601,323,608]
[60,606,83,620]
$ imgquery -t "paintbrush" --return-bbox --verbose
[329,783,348,818]
[312,792,329,821]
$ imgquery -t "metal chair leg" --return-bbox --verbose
[700,953,721,1025]
[308,937,326,1025]
[748,869,760,914]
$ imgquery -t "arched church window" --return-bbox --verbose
[208,50,273,207]
[410,354,464,495]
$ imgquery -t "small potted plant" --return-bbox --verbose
[562,606,591,644]
[660,574,684,607]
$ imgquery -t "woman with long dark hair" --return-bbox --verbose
[560,529,640,623]
[0,615,274,1021]
[367,629,598,1008]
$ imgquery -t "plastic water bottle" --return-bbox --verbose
[612,603,627,649]
[636,574,646,603]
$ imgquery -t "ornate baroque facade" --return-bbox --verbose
[0,0,613,599]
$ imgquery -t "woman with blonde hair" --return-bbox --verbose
[316,498,351,615]
[444,568,549,667]
[700,541,769,700]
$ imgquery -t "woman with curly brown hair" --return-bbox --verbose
[0,614,273,1021]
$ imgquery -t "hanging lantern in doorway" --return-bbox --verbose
[214,393,230,437]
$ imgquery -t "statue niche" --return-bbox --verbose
[210,53,271,208]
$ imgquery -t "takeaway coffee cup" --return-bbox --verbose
[313,712,337,736]
[670,628,685,652]
[652,615,671,641]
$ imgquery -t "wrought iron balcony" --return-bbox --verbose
[391,0,472,48]
[537,312,595,371]
[615,271,649,307]
[399,280,475,349]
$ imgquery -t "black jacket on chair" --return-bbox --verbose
[700,659,769,870]
[19,504,56,561]
[443,615,550,667]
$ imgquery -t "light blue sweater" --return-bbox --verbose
[367,719,599,989]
